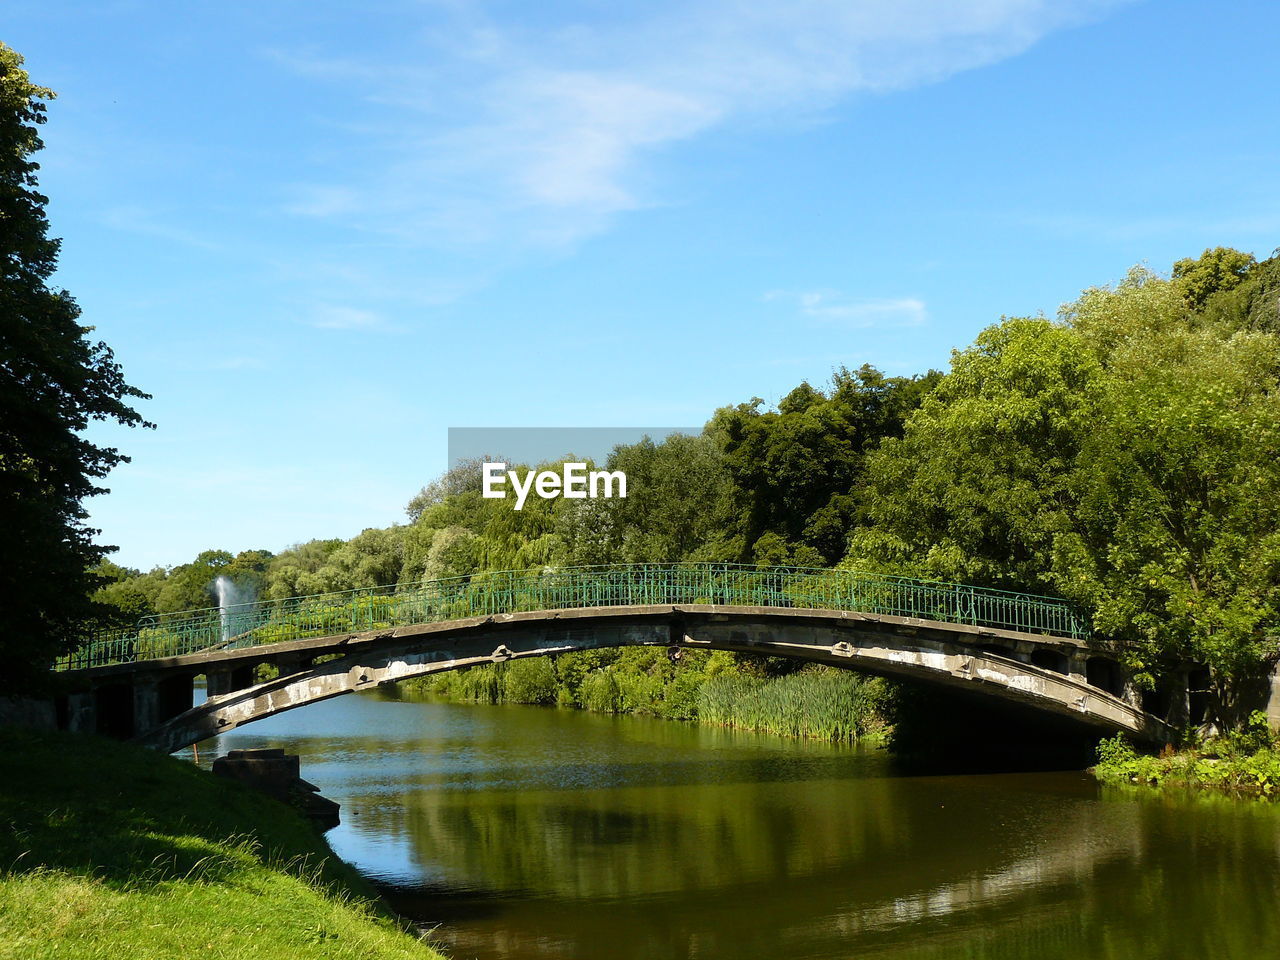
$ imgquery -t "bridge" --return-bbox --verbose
[52,563,1177,752]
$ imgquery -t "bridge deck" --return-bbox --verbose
[60,603,1109,681]
[62,562,1097,673]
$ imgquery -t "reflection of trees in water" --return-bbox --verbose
[425,795,1280,960]
[396,774,1098,901]
[397,776,901,899]
[843,801,1280,960]
[219,704,1280,960]
[390,781,1280,960]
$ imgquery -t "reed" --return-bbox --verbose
[697,669,888,742]
[408,652,892,743]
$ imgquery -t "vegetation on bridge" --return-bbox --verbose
[0,727,441,960]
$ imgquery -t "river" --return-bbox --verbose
[188,688,1280,960]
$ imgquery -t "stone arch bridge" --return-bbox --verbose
[53,563,1179,753]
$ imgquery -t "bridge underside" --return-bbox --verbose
[51,605,1172,753]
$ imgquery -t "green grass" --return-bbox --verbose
[0,727,443,960]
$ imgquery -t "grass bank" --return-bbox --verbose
[404,648,892,744]
[0,727,442,960]
[1093,732,1280,798]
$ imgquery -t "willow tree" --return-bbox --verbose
[0,44,151,689]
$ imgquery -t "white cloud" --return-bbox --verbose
[273,1,1131,249]
[768,289,928,327]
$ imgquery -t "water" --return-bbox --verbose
[190,690,1280,960]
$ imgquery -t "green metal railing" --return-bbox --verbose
[57,562,1091,672]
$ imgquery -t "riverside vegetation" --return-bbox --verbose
[83,244,1280,777]
[7,41,1280,788]
[1094,720,1280,799]
[404,650,893,744]
[0,727,442,960]
[81,244,1280,779]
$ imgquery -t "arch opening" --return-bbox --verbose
[1029,649,1070,675]
[1086,657,1125,698]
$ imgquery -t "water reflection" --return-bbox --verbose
[191,689,1280,960]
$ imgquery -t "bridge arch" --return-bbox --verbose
[128,604,1169,753]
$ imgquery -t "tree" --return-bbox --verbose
[306,527,405,591]
[405,457,487,522]
[1199,247,1280,334]
[1172,246,1255,309]
[848,266,1280,727]
[264,539,344,599]
[1062,272,1280,723]
[152,550,231,613]
[846,318,1102,588]
[0,44,151,688]
[561,432,736,565]
[90,560,167,626]
[713,365,940,566]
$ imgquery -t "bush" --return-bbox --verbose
[503,658,558,705]
[581,670,623,713]
[1093,732,1280,798]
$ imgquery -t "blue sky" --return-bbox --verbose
[6,0,1279,570]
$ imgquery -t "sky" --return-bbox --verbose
[5,0,1280,570]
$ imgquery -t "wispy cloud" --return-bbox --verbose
[1017,209,1280,246]
[767,289,928,327]
[306,305,392,331]
[272,0,1131,249]
[98,205,223,251]
[205,355,267,371]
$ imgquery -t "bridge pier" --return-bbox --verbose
[133,680,160,732]
[1067,653,1087,684]
[159,673,196,723]
[62,691,97,733]
[1120,681,1143,711]
[1137,669,1192,730]
[1166,669,1191,729]
[132,674,196,734]
[1264,666,1280,728]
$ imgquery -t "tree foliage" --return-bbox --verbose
[712,365,940,566]
[1198,247,1280,334]
[1173,246,1256,309]
[558,432,736,564]
[848,264,1280,724]
[0,44,150,688]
